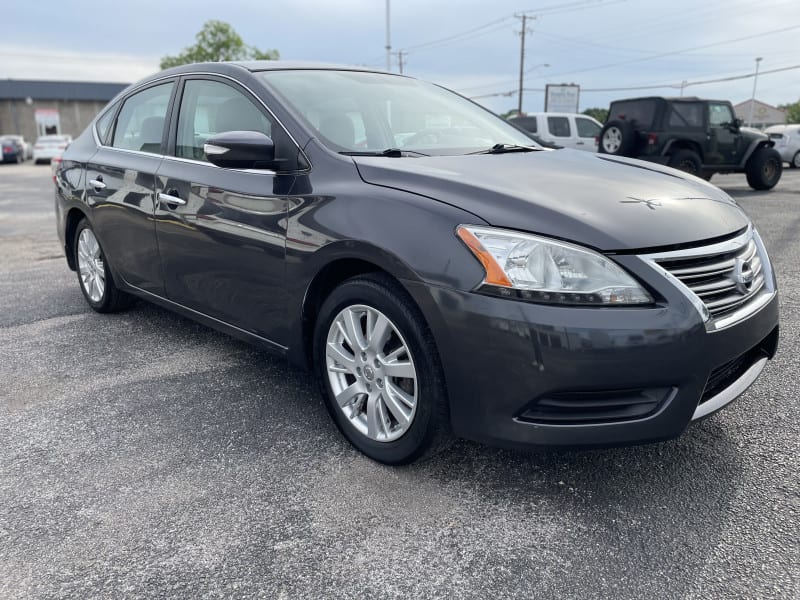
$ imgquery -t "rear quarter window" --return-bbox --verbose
[608,100,658,128]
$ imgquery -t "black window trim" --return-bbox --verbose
[91,71,311,174]
[165,73,310,173]
[104,78,179,155]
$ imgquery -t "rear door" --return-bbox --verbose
[154,76,295,345]
[85,80,176,295]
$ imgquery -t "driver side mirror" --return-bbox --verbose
[731,118,743,131]
[204,131,282,170]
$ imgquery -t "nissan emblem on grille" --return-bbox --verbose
[733,257,755,294]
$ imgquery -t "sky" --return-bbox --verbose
[3,0,799,115]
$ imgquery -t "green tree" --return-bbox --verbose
[160,20,279,69]
[778,100,800,124]
[582,107,608,123]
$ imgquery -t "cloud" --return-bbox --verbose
[0,45,158,83]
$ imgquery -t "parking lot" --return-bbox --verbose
[1,161,798,598]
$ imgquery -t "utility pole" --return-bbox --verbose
[385,0,392,72]
[516,14,533,115]
[748,56,763,127]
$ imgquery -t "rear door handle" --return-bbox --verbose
[89,177,106,190]
[158,192,187,206]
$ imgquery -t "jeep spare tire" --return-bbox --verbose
[745,147,782,190]
[599,120,635,155]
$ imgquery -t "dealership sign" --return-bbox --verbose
[545,85,580,113]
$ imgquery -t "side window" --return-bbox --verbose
[176,79,272,162]
[547,116,571,138]
[112,83,174,153]
[515,117,537,133]
[669,102,703,129]
[575,117,600,138]
[95,103,118,145]
[709,103,734,127]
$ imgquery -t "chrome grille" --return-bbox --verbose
[654,236,766,318]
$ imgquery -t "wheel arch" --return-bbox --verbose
[740,139,775,167]
[64,207,90,271]
[290,248,422,371]
[663,139,704,162]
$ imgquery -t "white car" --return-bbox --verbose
[764,124,800,168]
[32,134,72,164]
[508,112,602,151]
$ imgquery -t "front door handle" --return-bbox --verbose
[158,192,187,206]
[89,176,106,190]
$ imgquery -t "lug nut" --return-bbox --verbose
[361,352,367,361]
[374,358,380,368]
[377,378,383,388]
[356,367,362,376]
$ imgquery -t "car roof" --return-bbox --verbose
[609,96,727,104]
[156,60,392,78]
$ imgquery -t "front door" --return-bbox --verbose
[707,102,741,165]
[154,77,294,345]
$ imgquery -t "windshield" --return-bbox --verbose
[259,70,535,156]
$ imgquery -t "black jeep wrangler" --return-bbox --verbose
[598,96,783,190]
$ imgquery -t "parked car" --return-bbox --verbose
[0,136,26,163]
[508,113,601,151]
[764,124,800,168]
[55,62,779,464]
[598,96,782,190]
[2,135,32,160]
[33,134,72,164]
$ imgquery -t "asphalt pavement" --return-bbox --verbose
[1,161,798,599]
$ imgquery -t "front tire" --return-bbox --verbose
[791,151,800,169]
[745,147,782,190]
[313,273,450,465]
[74,219,136,313]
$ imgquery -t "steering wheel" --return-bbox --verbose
[401,128,441,147]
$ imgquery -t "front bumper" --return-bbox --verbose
[406,269,779,450]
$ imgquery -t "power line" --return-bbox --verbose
[467,63,800,99]
[458,23,800,94]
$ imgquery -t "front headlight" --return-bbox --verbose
[456,225,653,306]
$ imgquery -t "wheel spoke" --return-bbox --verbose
[381,389,411,428]
[382,358,415,379]
[326,341,357,373]
[386,380,416,410]
[335,381,365,408]
[343,309,367,352]
[366,393,380,438]
[367,312,391,353]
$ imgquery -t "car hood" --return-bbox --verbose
[353,149,750,251]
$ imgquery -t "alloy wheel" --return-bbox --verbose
[602,127,621,153]
[325,304,418,442]
[77,228,106,303]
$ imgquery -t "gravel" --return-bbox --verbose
[1,162,798,599]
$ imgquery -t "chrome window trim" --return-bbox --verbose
[92,70,311,172]
[692,356,767,420]
[639,225,776,330]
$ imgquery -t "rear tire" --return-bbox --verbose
[745,147,782,190]
[313,273,450,465]
[74,219,136,313]
[598,120,635,155]
[668,149,702,177]
[791,151,800,169]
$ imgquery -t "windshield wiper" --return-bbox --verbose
[468,143,541,155]
[339,148,429,157]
